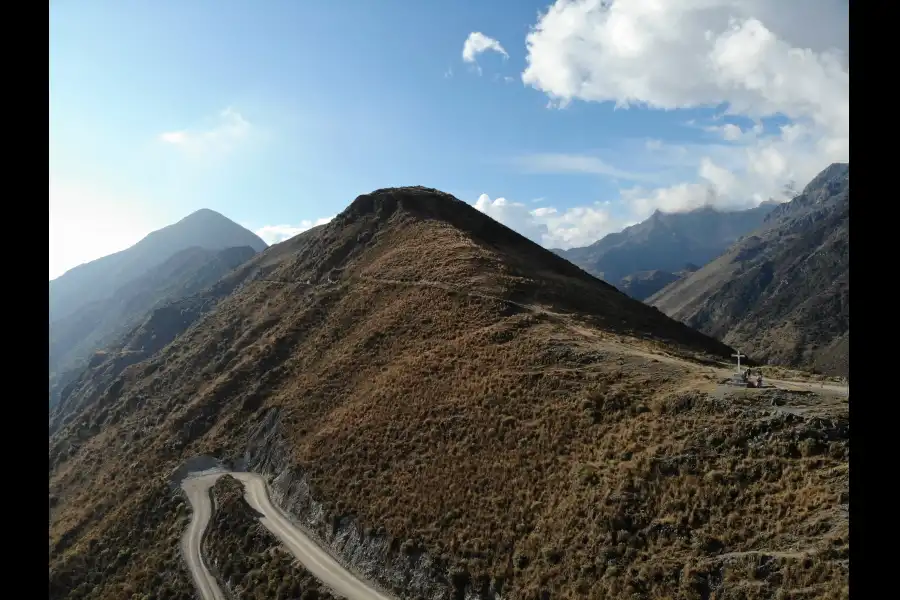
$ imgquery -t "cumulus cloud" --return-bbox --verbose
[705,123,746,141]
[633,117,843,217]
[159,107,252,157]
[519,0,848,217]
[255,217,334,245]
[522,0,847,123]
[462,32,509,68]
[473,194,621,249]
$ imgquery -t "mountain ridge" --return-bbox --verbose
[49,208,267,322]
[650,163,849,376]
[49,186,847,600]
[556,203,778,299]
[48,244,260,408]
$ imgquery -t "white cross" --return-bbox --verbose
[732,351,745,372]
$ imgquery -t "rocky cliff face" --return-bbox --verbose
[650,163,849,377]
[238,409,462,600]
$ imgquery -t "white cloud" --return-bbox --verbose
[531,206,558,218]
[522,0,847,125]
[160,131,188,144]
[622,182,718,218]
[519,0,848,219]
[159,107,252,157]
[719,123,744,141]
[474,118,842,248]
[473,194,622,249]
[616,125,837,219]
[514,153,659,183]
[462,32,509,67]
[255,217,334,245]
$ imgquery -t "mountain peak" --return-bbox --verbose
[801,162,849,196]
[143,208,267,253]
[240,186,732,357]
[339,186,492,230]
[184,207,225,219]
[557,202,778,296]
[334,186,568,270]
[50,208,266,322]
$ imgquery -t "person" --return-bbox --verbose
[757,372,763,388]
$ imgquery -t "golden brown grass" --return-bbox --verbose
[49,480,195,600]
[49,188,848,600]
[203,476,340,600]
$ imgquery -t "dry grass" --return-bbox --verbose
[757,364,847,384]
[49,480,195,600]
[203,476,340,600]
[49,188,848,600]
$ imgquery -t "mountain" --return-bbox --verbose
[49,187,847,600]
[617,264,700,301]
[48,245,260,406]
[650,163,849,377]
[49,208,267,323]
[556,203,778,300]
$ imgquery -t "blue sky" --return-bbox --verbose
[49,0,848,279]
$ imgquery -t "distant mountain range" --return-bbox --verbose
[48,209,266,405]
[617,264,700,301]
[650,163,849,377]
[49,208,266,322]
[555,202,779,300]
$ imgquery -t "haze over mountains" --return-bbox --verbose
[555,203,778,300]
[48,209,266,405]
[49,185,848,600]
[49,208,266,321]
[651,163,849,377]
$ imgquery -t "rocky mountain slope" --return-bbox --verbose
[202,475,342,600]
[49,245,259,407]
[650,163,849,377]
[49,187,847,600]
[617,264,699,302]
[556,204,777,300]
[49,208,267,323]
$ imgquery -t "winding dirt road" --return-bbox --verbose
[181,471,393,600]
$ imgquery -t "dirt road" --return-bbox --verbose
[181,470,393,600]
[760,376,848,396]
[181,474,227,600]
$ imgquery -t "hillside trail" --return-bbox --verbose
[254,274,849,397]
[718,549,813,560]
[353,275,572,318]
[181,470,394,600]
[627,348,847,395]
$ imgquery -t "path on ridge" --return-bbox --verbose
[255,274,850,397]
